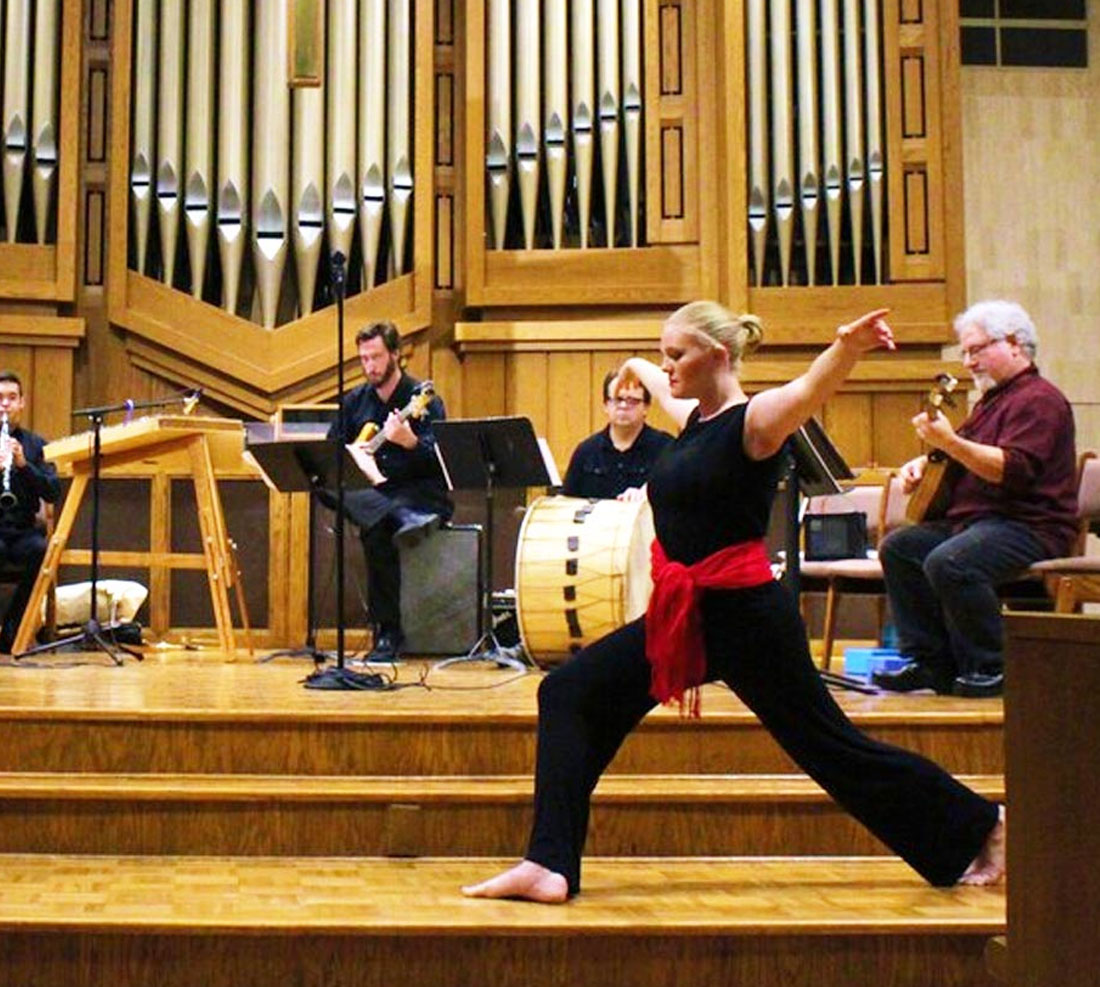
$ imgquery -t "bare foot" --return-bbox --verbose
[959,804,1006,886]
[462,860,570,903]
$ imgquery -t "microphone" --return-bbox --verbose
[182,388,202,415]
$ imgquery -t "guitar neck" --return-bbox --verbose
[356,382,434,455]
[361,403,422,455]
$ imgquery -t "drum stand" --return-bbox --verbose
[431,417,551,671]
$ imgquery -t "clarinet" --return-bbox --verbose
[0,412,16,510]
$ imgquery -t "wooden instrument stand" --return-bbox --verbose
[12,416,251,655]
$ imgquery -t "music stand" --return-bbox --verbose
[784,418,875,694]
[247,439,370,664]
[431,417,551,670]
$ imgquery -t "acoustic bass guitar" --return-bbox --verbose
[904,373,961,523]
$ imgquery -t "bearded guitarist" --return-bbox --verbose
[326,321,453,663]
[875,301,1077,699]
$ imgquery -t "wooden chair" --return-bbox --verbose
[1026,451,1100,612]
[799,470,905,669]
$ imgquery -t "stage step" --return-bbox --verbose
[0,771,1004,858]
[0,853,1004,987]
[0,661,1004,776]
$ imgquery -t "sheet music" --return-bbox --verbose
[537,437,562,487]
[346,443,384,485]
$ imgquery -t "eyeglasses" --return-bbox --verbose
[960,338,1002,362]
[607,396,644,407]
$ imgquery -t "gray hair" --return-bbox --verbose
[954,300,1038,360]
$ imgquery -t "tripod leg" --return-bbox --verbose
[13,626,88,660]
[93,627,143,664]
[12,473,89,654]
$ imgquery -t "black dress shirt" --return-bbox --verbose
[562,424,673,500]
[327,373,452,515]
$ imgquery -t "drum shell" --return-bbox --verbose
[515,495,654,666]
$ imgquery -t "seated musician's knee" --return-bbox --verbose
[923,542,978,595]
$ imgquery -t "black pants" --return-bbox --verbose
[526,580,998,894]
[0,527,47,651]
[340,487,451,633]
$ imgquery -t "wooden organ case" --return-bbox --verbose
[0,0,968,644]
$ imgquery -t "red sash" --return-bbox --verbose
[646,538,774,717]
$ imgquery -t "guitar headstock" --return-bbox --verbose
[408,380,435,420]
[925,373,958,418]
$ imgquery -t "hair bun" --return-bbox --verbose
[738,314,765,355]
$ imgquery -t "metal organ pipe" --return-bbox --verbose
[515,0,541,250]
[185,0,215,299]
[596,0,620,247]
[156,0,184,286]
[358,0,386,287]
[621,0,642,248]
[327,0,359,273]
[387,0,413,275]
[252,0,290,328]
[31,0,59,244]
[571,0,595,249]
[796,0,819,285]
[217,0,249,315]
[2,0,30,243]
[746,0,767,285]
[769,0,794,285]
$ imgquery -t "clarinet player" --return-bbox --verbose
[0,372,61,654]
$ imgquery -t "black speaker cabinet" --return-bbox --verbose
[399,524,482,654]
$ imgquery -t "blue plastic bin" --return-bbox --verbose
[843,647,907,680]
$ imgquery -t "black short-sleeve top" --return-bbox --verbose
[646,401,785,565]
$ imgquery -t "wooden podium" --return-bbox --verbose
[13,416,251,655]
[994,613,1100,986]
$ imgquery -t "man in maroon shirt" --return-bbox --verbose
[875,300,1077,698]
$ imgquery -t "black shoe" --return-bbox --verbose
[953,671,1003,698]
[392,508,440,548]
[366,630,403,664]
[871,660,954,695]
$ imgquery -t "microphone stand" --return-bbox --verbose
[304,252,382,689]
[17,389,202,663]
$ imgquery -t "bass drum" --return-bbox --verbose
[515,495,655,666]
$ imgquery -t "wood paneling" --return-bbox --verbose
[15,0,981,646]
[884,0,961,284]
[0,0,82,301]
[647,0,698,244]
[86,67,108,163]
[1003,614,1100,987]
[0,316,84,436]
[454,319,966,472]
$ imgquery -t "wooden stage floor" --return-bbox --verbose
[0,650,1006,986]
[0,647,1003,723]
